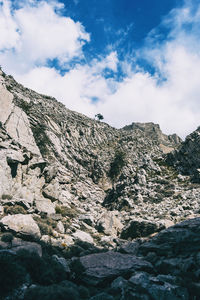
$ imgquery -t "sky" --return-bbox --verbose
[0,0,200,138]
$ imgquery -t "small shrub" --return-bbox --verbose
[108,150,126,188]
[1,233,14,243]
[55,205,78,218]
[4,205,27,215]
[38,222,52,235]
[1,194,13,200]
[34,216,57,235]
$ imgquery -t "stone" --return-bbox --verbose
[139,218,200,256]
[0,206,4,215]
[79,251,153,285]
[96,211,123,236]
[52,255,70,273]
[148,283,189,300]
[72,230,94,244]
[111,276,129,289]
[11,238,42,256]
[89,293,114,300]
[56,220,65,234]
[35,198,55,215]
[118,241,140,255]
[0,214,41,238]
[79,214,94,226]
[42,180,61,201]
[121,219,163,239]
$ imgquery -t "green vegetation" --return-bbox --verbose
[4,205,27,215]
[1,194,13,200]
[95,113,104,121]
[32,124,52,157]
[34,216,57,236]
[108,150,126,188]
[55,205,79,218]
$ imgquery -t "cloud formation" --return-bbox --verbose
[0,0,89,72]
[0,0,200,138]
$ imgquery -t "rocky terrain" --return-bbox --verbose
[0,68,200,299]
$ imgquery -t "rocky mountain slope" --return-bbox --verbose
[0,68,200,299]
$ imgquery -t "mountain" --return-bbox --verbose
[0,68,199,299]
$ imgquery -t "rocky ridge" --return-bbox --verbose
[0,69,200,299]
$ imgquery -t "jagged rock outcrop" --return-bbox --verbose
[167,126,200,182]
[0,69,200,299]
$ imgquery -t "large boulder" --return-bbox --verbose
[96,211,123,236]
[0,214,41,238]
[35,198,55,215]
[72,230,94,244]
[120,219,164,240]
[79,251,153,286]
[139,218,200,256]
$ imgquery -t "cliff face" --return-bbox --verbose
[0,69,200,299]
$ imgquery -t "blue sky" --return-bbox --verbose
[0,0,200,138]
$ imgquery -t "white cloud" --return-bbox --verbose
[0,0,89,72]
[1,0,200,139]
[0,0,19,49]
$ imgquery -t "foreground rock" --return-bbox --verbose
[79,251,153,286]
[139,217,200,256]
[120,219,164,239]
[0,214,41,238]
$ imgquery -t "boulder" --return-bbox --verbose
[139,218,200,256]
[0,214,41,238]
[56,221,65,234]
[121,219,164,239]
[96,211,123,236]
[79,251,153,286]
[35,199,55,215]
[72,230,94,244]
[11,238,42,256]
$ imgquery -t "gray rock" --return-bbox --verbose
[89,293,114,300]
[35,198,55,215]
[121,219,163,239]
[148,283,189,300]
[0,214,41,238]
[79,251,153,285]
[139,217,200,256]
[56,220,65,234]
[72,230,94,244]
[11,238,42,256]
[96,211,123,236]
[52,254,70,273]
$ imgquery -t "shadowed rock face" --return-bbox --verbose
[167,127,200,180]
[0,69,200,299]
[79,251,153,286]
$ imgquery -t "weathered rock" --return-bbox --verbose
[11,238,42,256]
[0,214,41,238]
[121,219,164,239]
[148,283,189,300]
[79,251,153,285]
[96,211,123,236]
[56,221,65,234]
[89,293,114,300]
[35,198,55,215]
[72,230,94,244]
[52,254,70,273]
[139,218,200,256]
